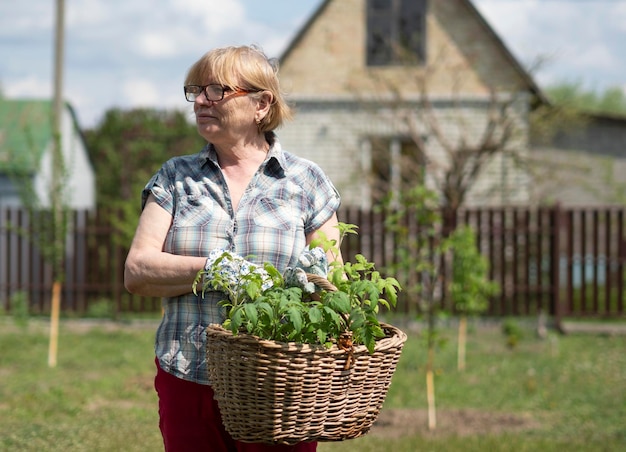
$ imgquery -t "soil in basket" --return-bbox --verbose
[371,409,540,438]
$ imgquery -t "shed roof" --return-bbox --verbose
[0,99,53,175]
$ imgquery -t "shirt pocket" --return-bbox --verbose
[253,197,297,231]
[174,194,216,228]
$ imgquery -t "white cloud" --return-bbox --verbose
[473,0,626,91]
[134,33,179,58]
[181,0,247,35]
[474,0,581,67]
[572,44,615,73]
[0,1,53,35]
[122,79,160,106]
[612,2,626,32]
[4,75,51,99]
[2,0,625,128]
[66,0,111,28]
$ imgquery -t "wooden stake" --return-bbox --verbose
[426,345,437,430]
[458,315,467,371]
[426,369,436,430]
[48,280,62,368]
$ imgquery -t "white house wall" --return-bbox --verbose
[33,105,95,209]
[279,96,530,209]
[65,108,95,209]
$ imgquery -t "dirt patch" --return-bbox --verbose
[125,374,155,393]
[561,321,626,336]
[371,408,540,438]
[85,397,139,412]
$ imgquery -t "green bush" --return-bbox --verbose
[10,291,30,328]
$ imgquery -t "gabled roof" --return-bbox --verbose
[279,0,549,105]
[0,99,53,175]
[0,99,88,176]
[279,0,331,64]
[460,0,548,104]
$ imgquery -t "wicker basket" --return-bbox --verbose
[205,322,407,445]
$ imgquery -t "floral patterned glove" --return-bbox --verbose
[203,249,274,293]
[283,247,329,294]
[202,247,328,297]
[296,246,329,276]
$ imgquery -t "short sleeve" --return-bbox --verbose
[141,164,175,214]
[303,165,341,236]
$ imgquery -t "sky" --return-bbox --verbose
[1,0,625,129]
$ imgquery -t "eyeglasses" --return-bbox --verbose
[184,84,252,102]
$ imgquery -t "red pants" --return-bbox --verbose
[154,358,317,452]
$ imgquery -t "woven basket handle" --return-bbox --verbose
[305,273,337,292]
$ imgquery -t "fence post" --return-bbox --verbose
[551,203,565,333]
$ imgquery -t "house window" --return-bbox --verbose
[368,136,425,205]
[366,0,427,66]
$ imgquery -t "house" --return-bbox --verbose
[275,0,626,210]
[529,111,626,205]
[275,0,547,210]
[0,99,95,210]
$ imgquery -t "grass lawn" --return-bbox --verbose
[1,316,625,451]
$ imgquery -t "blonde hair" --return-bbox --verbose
[185,45,292,132]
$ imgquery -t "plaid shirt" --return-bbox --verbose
[142,134,340,384]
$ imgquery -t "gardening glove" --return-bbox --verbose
[204,249,274,292]
[283,247,329,294]
[296,246,329,276]
[283,267,316,294]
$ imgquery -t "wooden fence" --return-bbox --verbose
[1,205,625,320]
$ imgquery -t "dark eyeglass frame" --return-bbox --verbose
[183,84,253,102]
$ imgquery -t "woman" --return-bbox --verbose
[124,45,341,452]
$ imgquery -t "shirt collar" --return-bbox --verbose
[265,132,287,171]
[199,132,286,172]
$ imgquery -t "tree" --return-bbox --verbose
[84,108,203,244]
[3,0,70,367]
[357,60,533,232]
[544,81,626,116]
[4,101,70,363]
[48,0,67,368]
[354,42,532,430]
[380,184,452,431]
[448,225,499,371]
